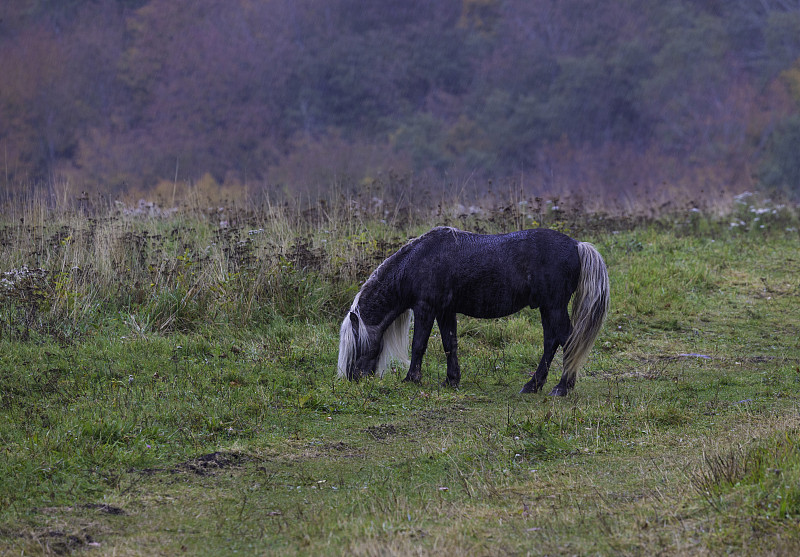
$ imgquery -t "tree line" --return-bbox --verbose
[2,0,800,203]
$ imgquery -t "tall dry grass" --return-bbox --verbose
[1,185,797,342]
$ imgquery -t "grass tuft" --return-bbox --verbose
[1,192,799,554]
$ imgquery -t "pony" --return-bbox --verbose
[337,226,609,395]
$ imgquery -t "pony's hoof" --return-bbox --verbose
[548,386,569,397]
[441,379,460,388]
[402,375,421,383]
[519,380,543,394]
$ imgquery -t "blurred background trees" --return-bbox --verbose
[2,0,800,203]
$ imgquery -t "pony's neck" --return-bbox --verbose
[356,238,414,331]
[357,276,405,333]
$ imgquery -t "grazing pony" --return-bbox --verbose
[337,227,609,395]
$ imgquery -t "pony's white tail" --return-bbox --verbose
[562,242,609,386]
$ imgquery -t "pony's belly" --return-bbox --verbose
[453,293,530,319]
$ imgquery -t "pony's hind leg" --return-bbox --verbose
[548,308,578,396]
[549,376,575,396]
[404,304,435,383]
[520,306,571,394]
[437,312,460,387]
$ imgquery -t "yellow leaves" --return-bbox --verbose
[444,115,491,157]
[458,0,501,34]
[780,58,800,106]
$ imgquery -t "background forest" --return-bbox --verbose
[2,0,800,209]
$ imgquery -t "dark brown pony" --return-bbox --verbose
[337,227,609,395]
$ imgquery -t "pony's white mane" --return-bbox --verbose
[337,292,367,378]
[337,275,412,379]
[375,309,411,375]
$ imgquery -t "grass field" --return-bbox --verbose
[1,193,799,555]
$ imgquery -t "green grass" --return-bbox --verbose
[1,197,799,555]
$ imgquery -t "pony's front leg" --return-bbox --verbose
[437,312,459,387]
[404,305,435,383]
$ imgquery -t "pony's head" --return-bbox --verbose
[337,308,382,380]
[337,291,412,381]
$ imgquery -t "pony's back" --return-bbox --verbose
[390,227,580,319]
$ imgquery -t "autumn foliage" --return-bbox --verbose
[2,0,800,206]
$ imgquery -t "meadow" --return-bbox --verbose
[1,191,799,555]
